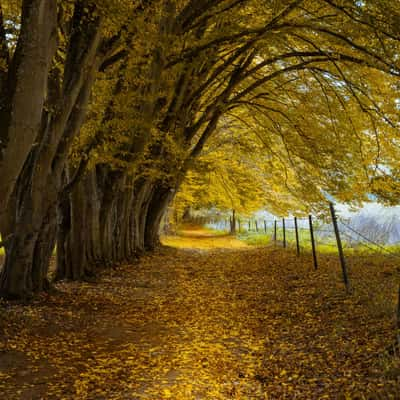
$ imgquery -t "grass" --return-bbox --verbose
[237,232,271,246]
[236,227,400,258]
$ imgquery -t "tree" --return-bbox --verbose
[171,125,272,228]
[48,0,400,277]
[0,0,133,298]
[139,0,400,244]
[2,0,400,299]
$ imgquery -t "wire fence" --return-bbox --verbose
[207,203,400,343]
[167,203,400,348]
[208,210,400,260]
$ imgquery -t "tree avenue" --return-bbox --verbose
[0,0,400,299]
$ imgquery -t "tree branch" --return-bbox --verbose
[99,49,127,72]
[321,0,400,41]
[176,0,226,32]
[187,112,222,162]
[168,0,304,67]
[183,0,247,33]
[278,22,400,75]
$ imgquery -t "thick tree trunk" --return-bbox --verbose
[84,171,103,264]
[144,184,175,250]
[0,2,106,298]
[0,151,43,298]
[115,187,135,261]
[56,168,133,280]
[0,0,57,215]
[31,206,57,291]
[0,234,37,299]
[0,77,98,296]
[56,171,100,281]
[132,180,155,253]
[0,150,59,298]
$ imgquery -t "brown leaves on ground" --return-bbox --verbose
[0,233,399,399]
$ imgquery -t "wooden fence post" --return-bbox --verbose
[309,215,318,270]
[274,220,277,244]
[255,221,258,232]
[294,217,300,256]
[264,220,267,233]
[248,220,251,232]
[329,202,351,293]
[282,218,286,248]
[238,219,241,233]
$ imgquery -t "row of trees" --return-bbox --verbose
[1,0,400,298]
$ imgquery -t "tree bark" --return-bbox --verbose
[230,209,236,234]
[0,0,57,216]
[144,183,175,250]
[56,170,100,281]
[31,205,57,292]
[0,10,104,297]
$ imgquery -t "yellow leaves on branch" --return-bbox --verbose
[62,0,400,211]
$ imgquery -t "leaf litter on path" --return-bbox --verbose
[0,231,399,399]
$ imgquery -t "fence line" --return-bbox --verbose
[203,206,400,346]
[339,220,400,260]
[208,205,400,289]
[205,212,400,261]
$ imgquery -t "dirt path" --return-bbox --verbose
[161,227,250,250]
[0,231,399,399]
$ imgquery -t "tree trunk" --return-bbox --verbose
[0,0,57,215]
[84,170,103,265]
[0,75,98,296]
[55,185,72,281]
[132,180,155,253]
[31,205,57,291]
[56,171,100,281]
[56,168,139,280]
[144,183,175,250]
[0,2,106,298]
[0,234,37,299]
[230,209,236,234]
[0,150,47,298]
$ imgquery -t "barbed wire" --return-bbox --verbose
[211,216,400,263]
[339,230,387,255]
[339,220,400,259]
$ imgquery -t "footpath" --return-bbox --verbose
[0,228,398,399]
